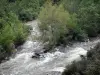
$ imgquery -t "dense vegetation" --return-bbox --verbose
[38,1,78,50]
[62,42,100,75]
[63,0,100,37]
[6,0,45,21]
[38,0,100,50]
[0,0,45,62]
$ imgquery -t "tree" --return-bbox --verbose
[78,0,100,37]
[38,1,77,49]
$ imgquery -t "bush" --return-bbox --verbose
[62,0,81,13]
[19,9,36,21]
[62,42,100,75]
[62,0,100,37]
[39,0,46,6]
[18,0,40,21]
[62,60,87,75]
[7,0,41,21]
[72,26,88,41]
[38,1,77,49]
[77,0,100,37]
[0,12,29,57]
[8,0,16,2]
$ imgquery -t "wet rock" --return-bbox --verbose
[31,53,40,58]
[80,55,86,60]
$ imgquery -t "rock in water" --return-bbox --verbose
[31,53,40,58]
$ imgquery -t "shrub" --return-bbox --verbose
[77,0,100,37]
[8,0,16,2]
[0,12,28,55]
[62,42,100,75]
[62,0,100,37]
[19,9,35,21]
[62,0,81,13]
[39,0,46,6]
[62,60,87,75]
[38,1,77,49]
[72,26,88,42]
[8,0,40,21]
[18,0,40,21]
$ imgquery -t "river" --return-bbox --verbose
[0,20,100,75]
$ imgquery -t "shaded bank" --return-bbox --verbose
[62,42,100,75]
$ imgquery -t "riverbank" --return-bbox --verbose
[62,42,100,75]
[0,21,30,64]
[0,20,39,64]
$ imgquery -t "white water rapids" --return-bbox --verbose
[0,20,100,75]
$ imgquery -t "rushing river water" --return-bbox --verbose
[0,20,100,75]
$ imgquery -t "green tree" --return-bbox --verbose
[78,0,100,37]
[0,12,28,59]
[38,1,77,49]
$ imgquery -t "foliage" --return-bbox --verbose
[62,0,81,13]
[0,0,45,62]
[78,0,100,37]
[19,9,36,21]
[72,26,88,41]
[8,0,16,2]
[62,42,100,75]
[1,0,45,21]
[8,0,40,21]
[39,0,46,6]
[0,12,29,60]
[62,0,100,37]
[38,1,78,49]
